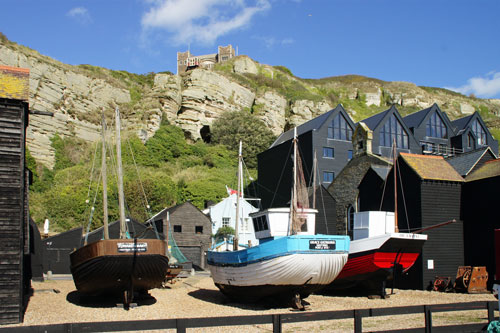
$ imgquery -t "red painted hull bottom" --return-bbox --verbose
[322,235,425,295]
[338,252,420,280]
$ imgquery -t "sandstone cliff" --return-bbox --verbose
[1,35,498,167]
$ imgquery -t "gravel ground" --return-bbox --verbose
[3,272,498,332]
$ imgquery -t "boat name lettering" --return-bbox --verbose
[117,242,148,252]
[309,240,336,250]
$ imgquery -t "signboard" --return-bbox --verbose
[117,242,148,253]
[309,240,336,250]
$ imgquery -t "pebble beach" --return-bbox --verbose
[4,272,498,332]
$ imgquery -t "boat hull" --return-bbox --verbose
[70,239,169,295]
[207,235,350,302]
[326,233,426,293]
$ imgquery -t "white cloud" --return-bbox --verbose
[447,72,500,98]
[252,35,294,48]
[67,7,92,25]
[141,0,270,45]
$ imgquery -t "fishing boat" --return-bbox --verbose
[70,108,169,305]
[325,143,427,297]
[325,211,427,296]
[207,132,350,306]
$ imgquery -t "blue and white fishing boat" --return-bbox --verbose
[207,132,350,305]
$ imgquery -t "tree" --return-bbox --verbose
[211,111,275,168]
[214,226,235,243]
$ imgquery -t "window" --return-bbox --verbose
[242,218,250,232]
[328,113,353,141]
[222,217,230,228]
[468,133,474,148]
[426,112,447,138]
[195,226,203,234]
[471,119,487,145]
[348,150,353,160]
[323,147,334,158]
[347,205,355,239]
[173,225,182,233]
[252,215,269,232]
[323,171,334,183]
[379,114,409,148]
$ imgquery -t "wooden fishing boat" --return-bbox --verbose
[207,135,350,306]
[326,211,427,295]
[70,108,169,304]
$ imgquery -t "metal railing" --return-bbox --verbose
[1,301,497,333]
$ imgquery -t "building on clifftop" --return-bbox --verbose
[177,45,236,74]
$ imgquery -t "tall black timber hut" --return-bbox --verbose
[0,65,31,324]
[462,158,500,289]
[376,153,465,290]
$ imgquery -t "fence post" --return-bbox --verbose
[273,314,282,333]
[354,309,362,333]
[424,305,432,333]
[488,301,495,323]
[176,318,187,333]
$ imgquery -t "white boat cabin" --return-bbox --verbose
[249,207,318,241]
[352,211,395,240]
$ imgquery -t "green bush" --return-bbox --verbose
[211,110,275,168]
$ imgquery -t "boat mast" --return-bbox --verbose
[393,138,399,232]
[233,141,242,251]
[101,111,109,240]
[289,128,298,235]
[115,107,127,239]
[312,150,317,209]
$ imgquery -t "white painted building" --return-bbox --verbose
[208,194,260,246]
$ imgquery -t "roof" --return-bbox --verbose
[451,114,474,132]
[0,65,30,101]
[271,105,343,148]
[446,147,496,176]
[400,153,464,182]
[403,104,434,129]
[465,158,500,182]
[360,106,394,130]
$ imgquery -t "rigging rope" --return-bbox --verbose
[86,141,100,202]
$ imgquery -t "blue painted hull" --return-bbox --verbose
[207,235,350,302]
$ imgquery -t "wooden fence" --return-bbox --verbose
[1,301,497,332]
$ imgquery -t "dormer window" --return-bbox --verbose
[379,114,409,148]
[471,119,487,145]
[328,113,353,141]
[426,112,447,138]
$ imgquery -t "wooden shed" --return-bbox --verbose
[378,153,464,290]
[147,202,212,270]
[42,227,83,274]
[0,65,31,324]
[462,158,500,288]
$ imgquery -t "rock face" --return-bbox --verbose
[177,69,255,141]
[0,43,130,167]
[1,39,499,167]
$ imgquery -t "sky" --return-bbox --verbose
[1,0,500,98]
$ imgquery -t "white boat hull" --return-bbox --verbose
[209,252,348,286]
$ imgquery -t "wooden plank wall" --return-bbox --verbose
[420,181,463,290]
[0,98,27,324]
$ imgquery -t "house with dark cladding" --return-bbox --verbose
[450,111,499,156]
[257,104,355,209]
[327,122,392,236]
[462,158,500,289]
[446,146,497,177]
[377,153,465,290]
[402,103,457,156]
[359,105,422,158]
